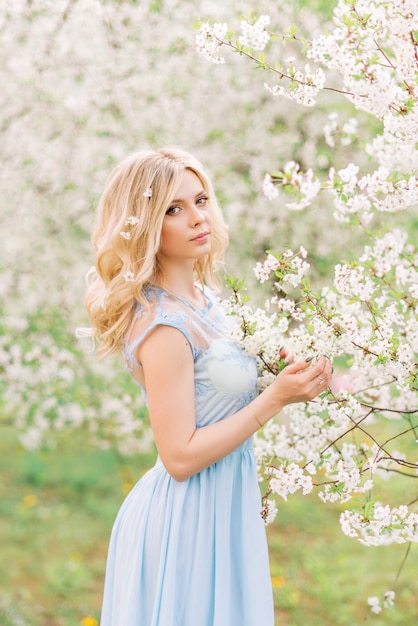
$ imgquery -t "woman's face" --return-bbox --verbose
[158,169,212,262]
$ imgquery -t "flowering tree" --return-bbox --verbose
[0,0,416,614]
[196,0,417,613]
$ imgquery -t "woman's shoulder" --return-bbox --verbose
[132,286,191,331]
[123,287,196,366]
[124,285,226,368]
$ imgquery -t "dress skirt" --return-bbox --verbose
[100,441,274,626]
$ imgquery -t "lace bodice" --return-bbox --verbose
[124,286,258,427]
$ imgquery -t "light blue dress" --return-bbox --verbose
[100,287,274,626]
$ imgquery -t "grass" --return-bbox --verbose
[268,497,417,625]
[0,426,416,626]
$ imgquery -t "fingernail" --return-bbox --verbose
[305,356,313,362]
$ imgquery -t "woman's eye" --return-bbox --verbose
[197,196,209,206]
[166,205,181,215]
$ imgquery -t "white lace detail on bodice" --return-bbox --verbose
[123,287,258,426]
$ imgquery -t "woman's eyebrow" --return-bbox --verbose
[170,189,206,204]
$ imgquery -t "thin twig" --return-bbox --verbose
[395,542,412,583]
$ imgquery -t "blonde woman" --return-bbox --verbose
[86,147,332,626]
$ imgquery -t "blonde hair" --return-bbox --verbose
[85,146,229,358]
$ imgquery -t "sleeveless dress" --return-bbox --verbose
[100,286,274,626]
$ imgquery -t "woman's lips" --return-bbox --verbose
[191,232,210,242]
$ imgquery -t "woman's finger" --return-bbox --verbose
[282,358,312,375]
[278,347,294,363]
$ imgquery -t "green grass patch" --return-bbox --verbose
[268,495,416,625]
[0,427,416,625]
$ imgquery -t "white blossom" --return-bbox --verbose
[340,504,418,546]
[253,253,280,283]
[123,271,135,282]
[265,64,325,107]
[196,22,228,64]
[239,15,270,51]
[262,173,279,200]
[261,498,278,524]
[267,463,314,500]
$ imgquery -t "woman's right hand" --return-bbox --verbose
[263,355,332,415]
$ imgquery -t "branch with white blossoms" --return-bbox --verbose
[263,160,418,223]
[341,503,418,546]
[224,246,310,386]
[196,1,418,223]
[262,161,322,210]
[196,2,418,125]
[221,230,417,554]
[196,17,335,107]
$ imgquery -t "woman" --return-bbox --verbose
[85,146,332,625]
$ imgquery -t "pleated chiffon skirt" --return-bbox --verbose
[100,442,274,626]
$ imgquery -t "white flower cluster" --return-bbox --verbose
[264,64,326,107]
[307,0,418,116]
[359,168,418,213]
[261,498,278,524]
[368,590,396,614]
[359,229,408,274]
[238,15,270,51]
[223,297,287,389]
[262,173,279,201]
[282,258,310,289]
[340,504,418,546]
[285,161,321,210]
[267,153,418,221]
[253,252,280,283]
[323,112,358,148]
[196,22,228,64]
[0,315,150,456]
[266,462,313,501]
[334,264,375,301]
[327,161,418,223]
[318,448,374,504]
[253,247,309,287]
[263,161,322,210]
[275,297,304,322]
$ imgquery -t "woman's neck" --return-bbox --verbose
[154,262,205,307]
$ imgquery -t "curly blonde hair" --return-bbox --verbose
[85,146,229,357]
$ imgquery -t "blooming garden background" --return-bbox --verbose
[1,0,417,624]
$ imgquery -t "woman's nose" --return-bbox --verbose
[190,205,204,225]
